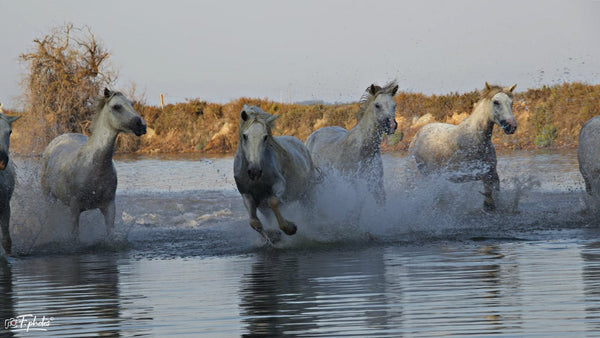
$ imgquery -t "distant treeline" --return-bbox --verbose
[8,82,600,155]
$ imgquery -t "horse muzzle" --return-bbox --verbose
[130,117,147,136]
[247,167,262,181]
[384,118,398,135]
[499,119,517,135]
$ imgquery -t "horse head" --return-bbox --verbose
[100,88,147,136]
[485,82,517,135]
[361,82,399,135]
[239,105,278,181]
[0,112,20,171]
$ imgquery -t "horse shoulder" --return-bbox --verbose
[0,163,16,200]
[578,117,600,173]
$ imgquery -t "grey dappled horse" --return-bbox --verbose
[578,116,600,205]
[409,83,517,211]
[0,103,20,255]
[305,82,399,204]
[41,88,146,240]
[234,105,317,243]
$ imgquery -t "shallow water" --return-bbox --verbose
[2,149,600,336]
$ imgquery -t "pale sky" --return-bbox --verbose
[1,1,599,108]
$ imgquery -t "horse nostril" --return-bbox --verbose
[248,168,262,181]
[500,120,517,134]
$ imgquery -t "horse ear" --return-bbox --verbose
[104,88,111,98]
[507,84,517,93]
[241,109,249,121]
[7,115,20,123]
[391,84,399,95]
[267,114,280,124]
[368,84,379,95]
[485,82,491,90]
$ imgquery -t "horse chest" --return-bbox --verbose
[70,166,117,205]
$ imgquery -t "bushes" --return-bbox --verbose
[122,82,600,154]
[14,23,116,154]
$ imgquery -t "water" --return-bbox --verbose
[2,149,600,336]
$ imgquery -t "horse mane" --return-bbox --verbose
[480,84,513,101]
[90,90,123,131]
[356,81,398,120]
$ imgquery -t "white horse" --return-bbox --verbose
[578,116,600,204]
[0,103,20,255]
[305,82,399,204]
[409,83,517,211]
[41,88,146,240]
[234,105,317,243]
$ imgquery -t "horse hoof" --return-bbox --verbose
[250,218,263,233]
[281,222,297,236]
[2,240,11,256]
[483,202,496,212]
[263,230,282,244]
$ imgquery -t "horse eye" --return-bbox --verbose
[263,135,268,142]
[375,103,382,109]
[493,100,500,106]
[113,104,123,111]
[243,134,248,141]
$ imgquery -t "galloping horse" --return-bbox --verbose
[0,103,20,255]
[41,88,146,240]
[305,82,398,204]
[234,105,317,243]
[578,116,600,203]
[409,83,517,211]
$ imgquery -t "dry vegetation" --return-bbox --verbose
[9,82,600,156]
[13,23,115,154]
[8,24,600,156]
[108,82,599,155]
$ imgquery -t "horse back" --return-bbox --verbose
[43,133,87,161]
[305,126,347,167]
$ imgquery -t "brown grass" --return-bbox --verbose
[9,82,600,155]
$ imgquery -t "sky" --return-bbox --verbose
[0,1,599,108]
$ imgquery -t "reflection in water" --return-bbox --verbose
[239,248,391,336]
[581,240,600,332]
[8,254,127,336]
[0,260,15,338]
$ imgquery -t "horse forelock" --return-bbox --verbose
[239,108,277,139]
[357,81,398,120]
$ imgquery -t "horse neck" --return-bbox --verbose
[82,114,119,164]
[459,100,494,140]
[347,109,382,155]
[267,138,289,167]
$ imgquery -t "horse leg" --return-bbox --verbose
[482,170,500,211]
[242,194,262,233]
[369,178,386,205]
[0,204,11,256]
[267,196,297,235]
[69,201,81,241]
[101,200,116,238]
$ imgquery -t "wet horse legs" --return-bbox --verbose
[267,196,297,235]
[1,204,11,255]
[483,170,500,211]
[242,194,263,233]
